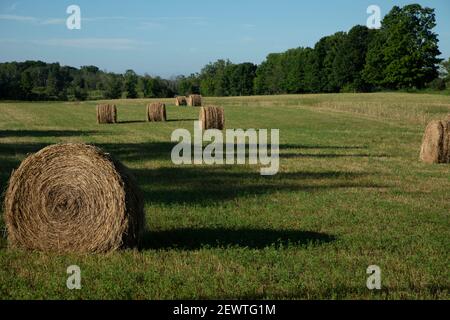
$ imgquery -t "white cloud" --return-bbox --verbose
[82,16,129,22]
[0,37,152,51]
[150,16,206,22]
[0,13,209,28]
[0,14,64,25]
[138,21,165,30]
[0,38,21,44]
[41,18,65,25]
[34,38,153,50]
[0,14,36,22]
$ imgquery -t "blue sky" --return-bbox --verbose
[1,0,449,77]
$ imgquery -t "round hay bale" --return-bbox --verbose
[96,104,117,124]
[199,106,225,130]
[443,118,450,163]
[147,102,167,122]
[188,94,202,107]
[419,120,448,164]
[175,96,187,106]
[4,143,145,253]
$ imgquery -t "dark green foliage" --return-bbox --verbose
[124,69,138,99]
[363,4,441,89]
[194,60,257,97]
[225,62,257,96]
[254,53,284,95]
[255,4,441,94]
[332,26,375,92]
[304,32,347,93]
[104,75,123,99]
[0,62,176,101]
[426,78,446,91]
[440,57,450,84]
[177,74,201,96]
[200,59,231,96]
[255,48,312,94]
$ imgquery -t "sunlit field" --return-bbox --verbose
[0,92,449,299]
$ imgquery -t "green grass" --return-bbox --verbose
[0,93,449,299]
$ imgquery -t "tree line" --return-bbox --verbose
[0,4,448,101]
[0,62,178,101]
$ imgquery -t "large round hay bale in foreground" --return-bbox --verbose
[96,104,117,124]
[419,120,450,164]
[175,96,187,106]
[187,94,202,107]
[199,106,225,130]
[4,143,145,253]
[147,102,167,122]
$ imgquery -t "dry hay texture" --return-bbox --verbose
[175,96,187,106]
[443,119,450,163]
[4,143,145,253]
[188,94,202,107]
[147,102,167,122]
[96,104,117,124]
[419,119,450,164]
[199,106,225,130]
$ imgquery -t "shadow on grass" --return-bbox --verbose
[98,142,375,163]
[0,142,177,191]
[280,144,367,150]
[116,119,197,124]
[0,141,388,205]
[132,166,386,205]
[141,228,336,250]
[116,120,147,124]
[0,130,98,138]
[0,140,374,164]
[99,142,176,162]
[280,153,390,159]
[166,118,198,122]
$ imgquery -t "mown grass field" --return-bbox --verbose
[0,92,449,299]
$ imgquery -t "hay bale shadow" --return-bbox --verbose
[141,228,336,250]
[166,118,198,122]
[117,120,147,124]
[0,130,98,138]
